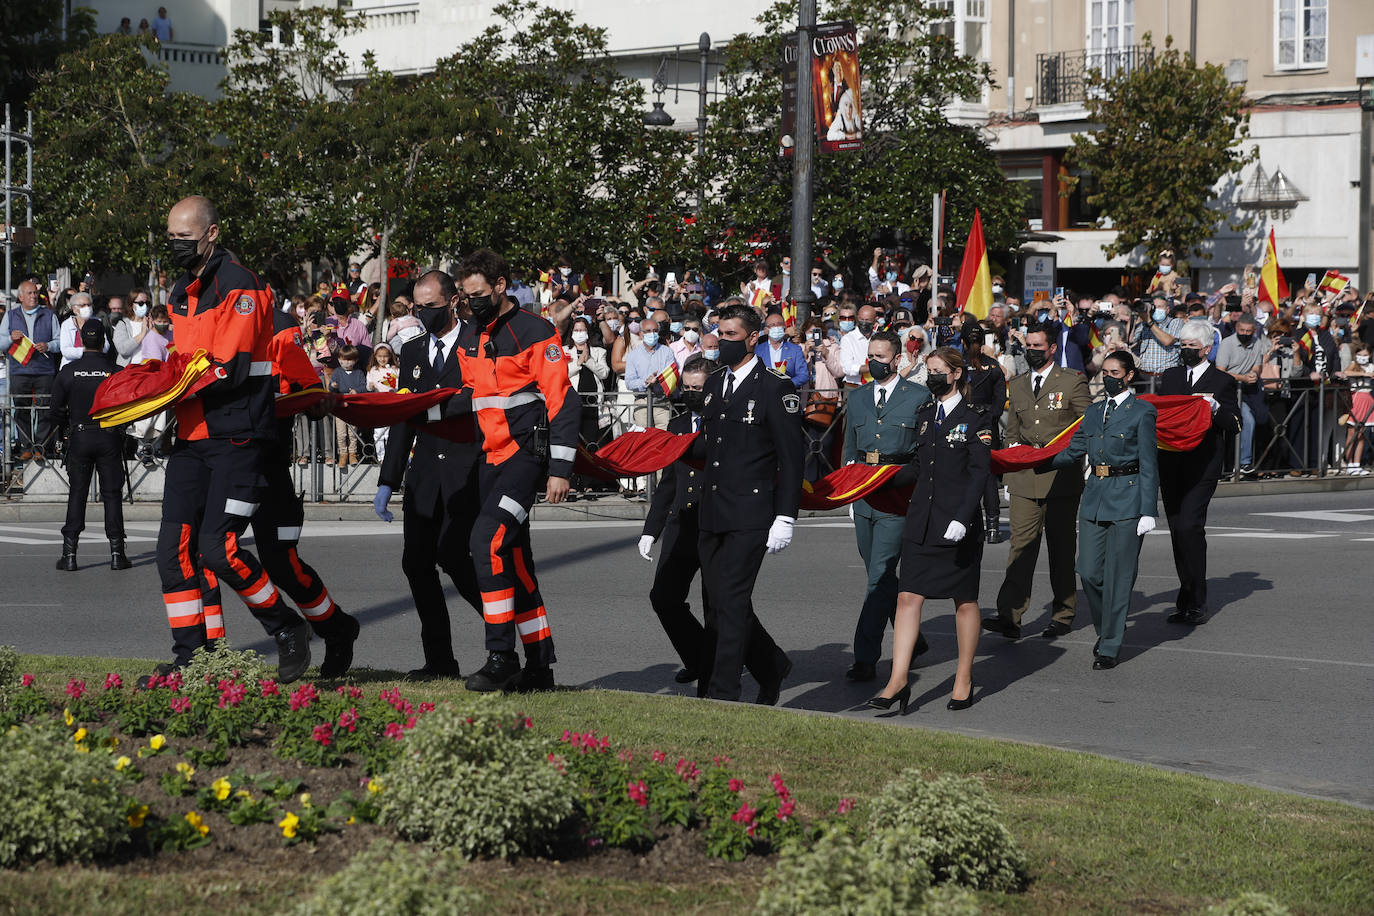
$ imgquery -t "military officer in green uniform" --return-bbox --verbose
[841,330,930,681]
[985,322,1094,640]
[1049,350,1158,669]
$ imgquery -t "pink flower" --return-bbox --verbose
[521,715,532,729]
[311,722,333,746]
[728,778,744,793]
[713,755,732,766]
[337,707,360,733]
[169,696,192,714]
[651,750,667,763]
[288,683,318,711]
[836,797,855,815]
[626,780,649,808]
[20,673,34,688]
[419,701,436,714]
[617,749,634,763]
[777,799,795,821]
[770,773,791,800]
[65,678,86,700]
[403,716,417,730]
[676,758,700,782]
[259,679,280,697]
[103,673,123,691]
[731,802,757,825]
[747,822,757,837]
[163,671,183,691]
[217,681,247,708]
[348,685,363,700]
[383,722,405,741]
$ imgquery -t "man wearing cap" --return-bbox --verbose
[51,321,131,572]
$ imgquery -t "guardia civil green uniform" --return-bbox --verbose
[1050,390,1159,661]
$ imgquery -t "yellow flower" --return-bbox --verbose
[235,789,252,800]
[127,804,149,828]
[212,777,231,802]
[299,792,312,808]
[366,778,384,796]
[346,816,356,825]
[114,756,132,772]
[149,734,165,751]
[63,709,74,727]
[184,811,209,837]
[278,811,299,839]
[175,761,195,781]
[72,728,87,743]
[74,743,90,754]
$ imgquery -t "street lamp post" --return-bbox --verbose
[1360,75,1373,293]
[788,0,818,328]
[697,33,710,212]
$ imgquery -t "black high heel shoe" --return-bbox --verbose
[865,683,911,715]
[946,684,975,711]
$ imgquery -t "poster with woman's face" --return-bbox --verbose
[815,44,862,151]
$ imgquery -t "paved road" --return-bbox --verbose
[3,489,1371,808]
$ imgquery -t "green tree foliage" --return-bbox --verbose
[698,0,1025,283]
[1068,33,1254,266]
[29,34,209,281]
[0,0,97,113]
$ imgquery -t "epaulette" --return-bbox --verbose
[970,403,990,415]
[768,366,789,379]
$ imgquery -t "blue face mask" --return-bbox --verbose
[23,306,39,316]
[833,278,843,291]
[1304,314,1321,329]
[839,320,856,333]
[703,348,719,360]
[642,332,659,348]
[768,326,786,342]
[885,271,897,283]
[670,321,683,334]
[1152,307,1167,323]
[1037,310,1050,322]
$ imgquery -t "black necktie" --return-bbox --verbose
[1104,398,1116,426]
[1033,375,1042,398]
[877,387,887,410]
[432,340,445,378]
[724,372,735,400]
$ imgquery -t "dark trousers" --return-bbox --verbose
[649,513,711,671]
[401,469,482,668]
[1076,517,1143,659]
[697,527,785,701]
[252,458,351,641]
[156,439,302,666]
[11,373,53,451]
[1159,460,1216,613]
[61,430,125,541]
[470,454,555,667]
[852,505,903,666]
[996,494,1080,626]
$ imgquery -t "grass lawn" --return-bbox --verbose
[3,653,1371,915]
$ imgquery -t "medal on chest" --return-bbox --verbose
[412,366,422,379]
[743,400,757,424]
[1048,391,1063,409]
[946,423,968,444]
[920,420,929,436]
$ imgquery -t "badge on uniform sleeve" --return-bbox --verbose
[704,393,712,407]
[544,344,562,363]
[782,393,800,414]
[412,366,422,379]
[1048,392,1064,409]
[977,428,992,445]
[920,421,929,435]
[234,295,255,315]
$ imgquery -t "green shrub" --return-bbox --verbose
[0,646,16,718]
[181,639,274,687]
[921,883,983,915]
[293,840,484,915]
[1205,892,1292,915]
[756,823,934,915]
[0,721,129,866]
[869,770,1025,892]
[377,697,574,858]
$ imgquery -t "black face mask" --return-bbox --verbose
[717,336,749,367]
[867,358,893,381]
[1024,347,1050,370]
[926,372,951,396]
[1236,334,1254,346]
[417,306,452,336]
[169,232,206,271]
[857,320,875,336]
[467,294,499,326]
[1102,374,1127,397]
[1179,347,1204,367]
[680,389,707,412]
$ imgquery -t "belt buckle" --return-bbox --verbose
[865,450,880,464]
[1094,464,1110,478]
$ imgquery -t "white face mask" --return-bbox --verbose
[76,306,92,320]
[606,319,621,333]
[133,303,149,318]
[682,329,699,344]
[991,284,1003,295]
[1358,355,1371,366]
[571,331,589,345]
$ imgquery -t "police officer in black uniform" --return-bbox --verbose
[374,269,486,679]
[52,321,132,572]
[694,303,805,704]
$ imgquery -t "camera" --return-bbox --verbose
[1225,294,1242,312]
[809,328,822,344]
[933,316,953,327]
[1131,298,1152,314]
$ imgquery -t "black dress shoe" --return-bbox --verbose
[947,684,976,710]
[515,665,555,693]
[984,515,1004,544]
[465,651,522,692]
[406,659,463,680]
[1166,608,1207,625]
[1040,621,1072,638]
[319,613,361,678]
[673,667,699,684]
[275,622,312,684]
[845,662,877,682]
[1092,654,1117,670]
[865,683,910,714]
[755,655,793,706]
[980,617,1021,639]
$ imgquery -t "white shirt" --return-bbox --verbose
[936,392,963,416]
[1107,388,1132,410]
[1187,360,1211,388]
[428,320,463,371]
[873,373,899,406]
[1029,363,1053,395]
[726,355,759,392]
[60,316,110,367]
[839,328,869,384]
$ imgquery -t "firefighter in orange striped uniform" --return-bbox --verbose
[444,248,578,693]
[147,196,311,685]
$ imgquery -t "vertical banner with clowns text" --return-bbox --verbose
[781,21,863,157]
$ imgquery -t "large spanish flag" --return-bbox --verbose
[1258,228,1290,305]
[955,208,993,321]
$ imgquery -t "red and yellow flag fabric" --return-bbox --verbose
[955,208,994,321]
[6,335,35,366]
[1318,270,1349,295]
[1258,228,1290,305]
[650,361,680,398]
[782,300,797,328]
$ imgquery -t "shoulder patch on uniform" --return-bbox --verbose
[782,393,800,414]
[978,428,993,444]
[234,295,255,316]
[544,343,563,363]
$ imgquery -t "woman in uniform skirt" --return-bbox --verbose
[868,346,992,713]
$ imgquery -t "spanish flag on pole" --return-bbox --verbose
[1258,228,1290,305]
[955,208,993,321]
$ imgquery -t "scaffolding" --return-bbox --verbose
[2,105,35,301]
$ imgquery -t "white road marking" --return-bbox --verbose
[1211,532,1336,540]
[1252,510,1374,523]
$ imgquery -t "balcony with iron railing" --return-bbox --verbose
[1035,45,1153,109]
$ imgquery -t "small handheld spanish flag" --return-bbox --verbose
[749,287,771,310]
[7,335,35,366]
[649,361,680,398]
[1318,270,1349,295]
[782,300,797,328]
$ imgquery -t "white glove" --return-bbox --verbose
[1202,394,1219,413]
[1136,516,1156,536]
[766,516,795,554]
[942,520,967,542]
[637,535,655,562]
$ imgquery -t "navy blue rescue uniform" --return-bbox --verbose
[52,351,125,542]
